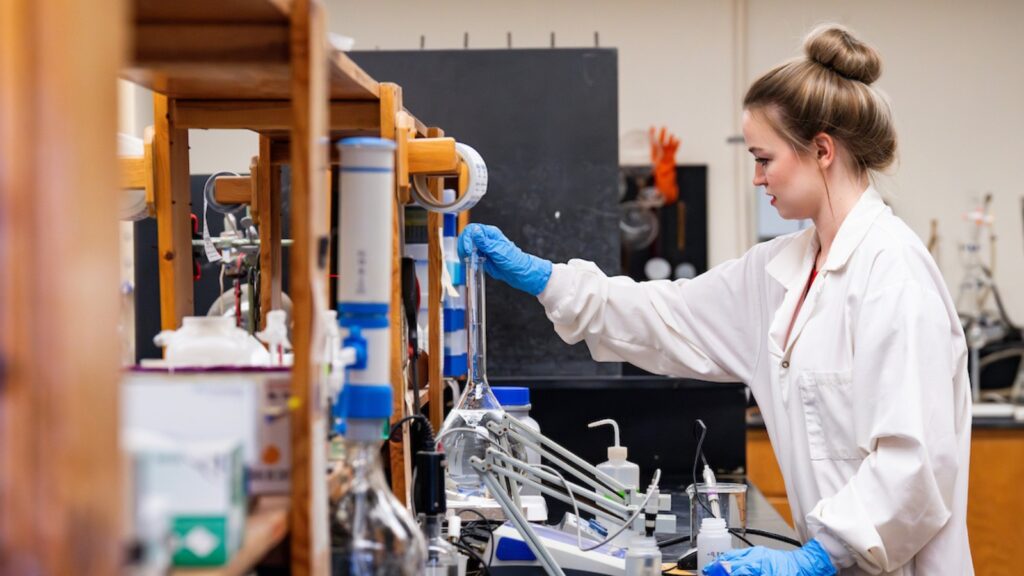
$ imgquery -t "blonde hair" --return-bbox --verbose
[744,24,896,174]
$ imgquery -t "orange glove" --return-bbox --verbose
[649,126,680,205]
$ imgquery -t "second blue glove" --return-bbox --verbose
[702,540,836,576]
[457,223,552,296]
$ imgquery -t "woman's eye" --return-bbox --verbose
[755,158,770,167]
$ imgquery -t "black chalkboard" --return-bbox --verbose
[352,49,621,377]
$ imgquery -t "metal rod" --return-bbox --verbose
[491,415,630,498]
[473,457,566,576]
[485,449,632,522]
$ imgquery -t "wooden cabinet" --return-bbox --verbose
[746,428,793,527]
[746,424,1024,576]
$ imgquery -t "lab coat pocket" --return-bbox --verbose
[798,371,860,461]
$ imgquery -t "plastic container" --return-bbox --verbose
[696,517,731,572]
[686,483,748,544]
[439,250,505,496]
[589,419,640,493]
[153,316,270,368]
[624,535,661,576]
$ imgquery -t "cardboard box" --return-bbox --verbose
[126,431,246,567]
[123,369,291,495]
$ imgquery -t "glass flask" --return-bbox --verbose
[331,419,426,575]
[422,514,460,576]
[439,250,506,495]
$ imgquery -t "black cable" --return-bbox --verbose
[456,510,497,566]
[453,540,491,576]
[730,528,755,548]
[691,420,715,518]
[456,509,493,528]
[741,527,802,548]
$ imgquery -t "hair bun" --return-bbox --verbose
[804,24,882,84]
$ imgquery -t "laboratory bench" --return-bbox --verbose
[747,410,1024,575]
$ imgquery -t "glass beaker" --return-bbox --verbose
[438,250,505,495]
[685,483,748,540]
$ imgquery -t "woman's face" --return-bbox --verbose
[742,109,825,221]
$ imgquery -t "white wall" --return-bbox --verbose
[167,0,1024,319]
[745,0,1024,319]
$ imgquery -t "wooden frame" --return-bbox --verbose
[111,1,467,571]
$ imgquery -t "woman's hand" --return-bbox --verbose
[457,223,552,296]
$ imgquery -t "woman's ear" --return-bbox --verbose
[812,132,835,169]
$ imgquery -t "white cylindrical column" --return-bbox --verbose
[337,137,396,394]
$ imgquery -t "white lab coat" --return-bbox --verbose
[537,187,973,575]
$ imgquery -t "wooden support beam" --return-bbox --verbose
[288,1,330,574]
[407,137,458,175]
[153,94,195,330]
[134,23,290,65]
[257,136,283,329]
[426,129,446,432]
[394,111,413,205]
[120,156,147,188]
[0,0,124,572]
[172,99,380,132]
[213,175,254,205]
[143,125,156,215]
[378,83,413,506]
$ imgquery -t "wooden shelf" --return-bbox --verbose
[172,496,289,576]
[123,0,379,101]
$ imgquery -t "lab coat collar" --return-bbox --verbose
[821,185,887,273]
[766,185,887,288]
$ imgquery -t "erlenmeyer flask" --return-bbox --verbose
[439,249,505,495]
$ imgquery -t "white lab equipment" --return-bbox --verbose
[152,316,270,368]
[439,249,506,496]
[588,419,640,493]
[255,309,291,366]
[696,517,730,571]
[685,483,747,545]
[469,413,676,576]
[335,137,395,426]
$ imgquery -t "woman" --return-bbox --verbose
[458,24,973,576]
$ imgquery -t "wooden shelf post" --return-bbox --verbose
[426,128,446,432]
[0,0,125,572]
[288,0,331,574]
[153,93,195,330]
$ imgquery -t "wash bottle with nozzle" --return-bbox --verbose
[589,419,640,492]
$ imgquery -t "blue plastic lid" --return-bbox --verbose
[338,137,397,150]
[492,386,530,407]
[340,384,393,419]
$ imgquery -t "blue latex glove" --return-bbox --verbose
[703,540,837,576]
[457,223,552,296]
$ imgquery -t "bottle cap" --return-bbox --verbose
[492,386,530,407]
[608,446,628,461]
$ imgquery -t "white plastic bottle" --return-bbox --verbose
[697,517,731,572]
[624,535,662,576]
[588,419,640,493]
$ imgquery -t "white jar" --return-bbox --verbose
[624,535,661,576]
[697,517,731,571]
[154,316,270,368]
